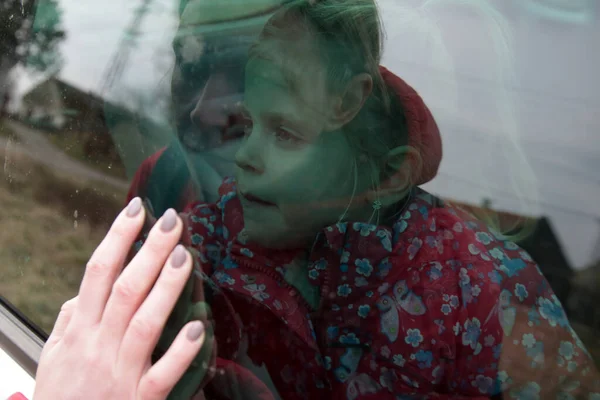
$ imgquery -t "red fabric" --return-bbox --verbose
[126,147,197,211]
[7,394,28,400]
[379,65,443,185]
[184,178,599,399]
[125,147,168,203]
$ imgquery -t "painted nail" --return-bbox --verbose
[171,245,187,268]
[187,321,205,341]
[160,209,177,232]
[126,197,142,217]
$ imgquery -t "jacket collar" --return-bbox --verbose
[219,179,441,288]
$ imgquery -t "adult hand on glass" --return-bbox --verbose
[33,197,206,400]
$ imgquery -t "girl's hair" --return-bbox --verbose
[252,0,410,186]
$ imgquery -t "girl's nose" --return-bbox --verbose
[235,130,265,174]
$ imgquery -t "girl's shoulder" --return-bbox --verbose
[394,189,536,272]
[379,189,546,309]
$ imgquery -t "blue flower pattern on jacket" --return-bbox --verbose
[178,180,600,399]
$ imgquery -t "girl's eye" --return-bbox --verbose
[274,127,300,143]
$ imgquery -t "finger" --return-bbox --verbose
[119,245,192,375]
[165,322,216,399]
[43,297,78,355]
[101,209,183,339]
[125,202,158,266]
[139,321,206,400]
[73,197,144,325]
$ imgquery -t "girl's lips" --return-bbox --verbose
[241,192,277,207]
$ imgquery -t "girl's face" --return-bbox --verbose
[235,38,371,248]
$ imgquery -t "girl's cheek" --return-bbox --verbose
[267,152,313,183]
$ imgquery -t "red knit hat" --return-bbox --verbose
[379,65,443,185]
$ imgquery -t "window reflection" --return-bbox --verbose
[0,0,599,398]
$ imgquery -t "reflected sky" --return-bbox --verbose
[13,0,600,268]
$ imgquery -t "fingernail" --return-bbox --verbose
[187,321,205,341]
[160,209,178,232]
[171,245,187,268]
[126,197,142,217]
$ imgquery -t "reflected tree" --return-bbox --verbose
[0,0,65,106]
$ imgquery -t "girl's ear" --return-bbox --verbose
[323,73,373,131]
[365,146,421,207]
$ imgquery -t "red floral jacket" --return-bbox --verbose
[182,178,600,400]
